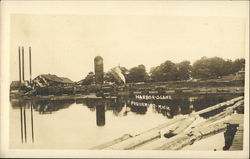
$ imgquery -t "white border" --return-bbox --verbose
[0,1,249,158]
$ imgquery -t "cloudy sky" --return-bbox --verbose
[10,2,248,82]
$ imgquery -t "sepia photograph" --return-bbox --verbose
[0,0,249,158]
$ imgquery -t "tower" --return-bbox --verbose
[94,56,104,84]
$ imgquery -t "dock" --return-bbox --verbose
[228,114,244,150]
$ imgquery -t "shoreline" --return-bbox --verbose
[10,86,244,101]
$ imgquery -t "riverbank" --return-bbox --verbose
[10,85,244,101]
[10,79,244,98]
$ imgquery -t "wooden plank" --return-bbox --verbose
[228,114,244,151]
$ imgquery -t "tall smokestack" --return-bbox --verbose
[18,46,22,84]
[22,46,25,82]
[29,47,32,84]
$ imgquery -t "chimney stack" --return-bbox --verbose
[22,46,25,82]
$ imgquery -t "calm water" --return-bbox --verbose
[9,94,237,149]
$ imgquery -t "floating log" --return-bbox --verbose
[163,116,196,138]
[194,100,244,128]
[92,117,185,150]
[107,129,161,150]
[193,96,243,116]
[145,116,186,132]
[106,117,193,150]
[90,134,132,150]
[155,120,229,150]
[139,98,244,150]
[137,117,196,150]
[159,100,244,150]
[91,96,244,150]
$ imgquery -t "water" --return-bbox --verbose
[9,94,237,149]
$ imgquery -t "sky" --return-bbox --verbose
[10,3,248,82]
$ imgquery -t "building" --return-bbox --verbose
[94,56,104,84]
[10,81,22,90]
[33,74,74,87]
[10,80,31,97]
[10,80,30,90]
[235,68,245,80]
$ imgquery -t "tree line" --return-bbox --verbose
[80,56,245,85]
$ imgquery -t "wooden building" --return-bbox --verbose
[32,74,74,87]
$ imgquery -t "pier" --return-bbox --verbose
[228,114,244,151]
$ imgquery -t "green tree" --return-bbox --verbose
[127,65,148,83]
[192,57,222,79]
[79,72,95,85]
[192,56,244,79]
[104,71,115,83]
[150,60,178,82]
[176,61,192,80]
[104,66,129,84]
[232,58,245,73]
[223,60,234,75]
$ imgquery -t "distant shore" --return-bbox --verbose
[10,79,244,101]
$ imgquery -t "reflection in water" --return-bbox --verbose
[23,107,27,143]
[33,99,74,114]
[10,94,239,146]
[108,98,125,116]
[80,99,107,126]
[127,98,192,118]
[20,105,23,143]
[17,100,35,144]
[130,104,148,115]
[11,95,238,119]
[96,104,105,126]
[31,102,34,143]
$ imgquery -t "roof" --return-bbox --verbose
[60,77,74,84]
[10,81,21,88]
[10,81,29,88]
[39,74,74,84]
